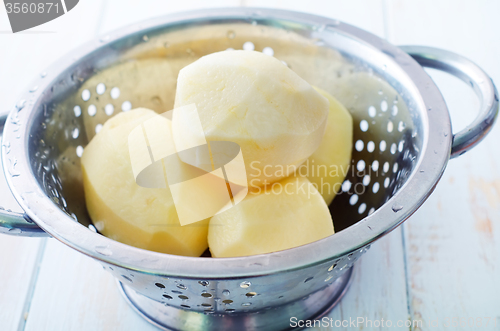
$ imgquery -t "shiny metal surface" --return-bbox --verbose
[0,7,497,329]
[400,46,499,159]
[0,115,48,237]
[117,267,354,331]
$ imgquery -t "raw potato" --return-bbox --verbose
[208,176,334,258]
[173,50,329,186]
[300,87,353,205]
[82,108,210,256]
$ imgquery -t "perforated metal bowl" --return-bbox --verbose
[0,8,498,331]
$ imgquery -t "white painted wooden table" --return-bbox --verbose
[1,1,499,330]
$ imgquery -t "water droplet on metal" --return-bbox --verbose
[8,228,22,234]
[226,30,235,39]
[240,281,251,288]
[16,100,26,110]
[378,89,383,95]
[29,86,38,93]
[222,289,230,295]
[142,35,149,42]
[428,107,432,111]
[69,212,77,221]
[382,64,387,71]
[392,205,403,213]
[8,157,20,177]
[40,72,47,78]
[11,113,20,125]
[122,275,133,282]
[95,245,113,256]
[177,283,187,290]
[3,141,11,154]
[163,42,169,48]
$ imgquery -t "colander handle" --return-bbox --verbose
[0,115,49,237]
[400,46,499,159]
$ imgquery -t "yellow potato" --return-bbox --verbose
[82,108,212,256]
[299,87,353,205]
[208,176,334,257]
[173,50,329,187]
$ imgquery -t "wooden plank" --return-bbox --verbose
[24,239,159,331]
[0,235,44,331]
[386,0,500,329]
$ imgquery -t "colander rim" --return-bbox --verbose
[3,7,451,278]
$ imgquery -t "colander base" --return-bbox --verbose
[117,266,354,331]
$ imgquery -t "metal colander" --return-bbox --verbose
[0,8,497,331]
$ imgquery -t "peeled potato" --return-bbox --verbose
[299,87,353,205]
[208,176,334,257]
[173,50,329,187]
[82,108,211,256]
